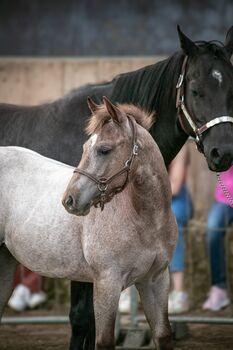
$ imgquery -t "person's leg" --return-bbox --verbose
[9,266,46,310]
[170,185,192,279]
[169,185,192,313]
[207,201,233,288]
[8,265,31,311]
[203,201,233,310]
[21,267,42,293]
[171,272,183,292]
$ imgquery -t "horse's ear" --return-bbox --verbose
[103,96,123,123]
[87,97,99,114]
[177,25,199,56]
[224,26,233,58]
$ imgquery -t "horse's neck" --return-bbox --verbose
[111,53,188,166]
[56,83,113,122]
[145,55,189,164]
[151,116,188,167]
[121,138,171,230]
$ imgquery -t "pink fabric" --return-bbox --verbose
[215,166,233,205]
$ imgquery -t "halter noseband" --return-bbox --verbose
[73,116,139,211]
[176,56,233,153]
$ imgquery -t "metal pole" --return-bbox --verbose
[1,316,69,325]
[2,315,233,325]
[136,315,233,325]
[130,286,138,327]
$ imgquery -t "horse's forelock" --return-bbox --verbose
[85,106,111,135]
[85,103,154,135]
[195,40,229,60]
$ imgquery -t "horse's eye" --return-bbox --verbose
[191,89,204,98]
[191,89,199,97]
[97,146,112,156]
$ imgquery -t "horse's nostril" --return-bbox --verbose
[65,195,74,208]
[211,147,221,160]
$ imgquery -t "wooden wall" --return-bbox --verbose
[0,57,217,217]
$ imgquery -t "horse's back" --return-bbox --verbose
[0,147,74,223]
[0,146,73,173]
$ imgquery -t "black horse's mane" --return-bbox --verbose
[111,40,230,119]
[111,51,184,116]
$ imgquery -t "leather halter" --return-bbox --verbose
[73,116,139,211]
[176,56,233,153]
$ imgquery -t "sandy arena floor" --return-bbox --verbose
[1,308,233,350]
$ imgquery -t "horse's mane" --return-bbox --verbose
[110,52,184,116]
[110,41,230,117]
[86,103,154,136]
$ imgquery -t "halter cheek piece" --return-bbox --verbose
[73,116,139,211]
[176,56,233,153]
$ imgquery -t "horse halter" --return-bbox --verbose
[176,56,233,153]
[73,116,139,211]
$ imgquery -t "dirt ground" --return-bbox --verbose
[1,309,233,350]
[1,322,233,350]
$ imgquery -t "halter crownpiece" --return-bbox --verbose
[176,56,233,153]
[73,115,139,211]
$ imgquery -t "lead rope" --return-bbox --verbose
[216,173,233,208]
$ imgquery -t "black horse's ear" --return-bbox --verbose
[103,96,123,123]
[224,26,233,58]
[177,25,199,56]
[87,96,99,114]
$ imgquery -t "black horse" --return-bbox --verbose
[1,26,233,349]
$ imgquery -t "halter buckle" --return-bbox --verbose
[125,159,131,168]
[195,134,204,153]
[98,181,108,192]
[133,144,139,156]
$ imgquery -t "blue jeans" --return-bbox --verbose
[170,185,193,272]
[206,201,233,288]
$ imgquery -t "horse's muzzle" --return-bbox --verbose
[207,145,233,172]
[62,195,91,216]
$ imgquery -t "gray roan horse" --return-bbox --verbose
[62,97,177,350]
[0,98,177,350]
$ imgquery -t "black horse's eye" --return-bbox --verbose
[97,146,112,156]
[189,81,204,98]
[191,89,204,98]
[191,89,199,97]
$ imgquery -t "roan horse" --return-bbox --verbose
[0,99,177,350]
[0,26,233,349]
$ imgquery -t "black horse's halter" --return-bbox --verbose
[176,56,233,153]
[73,116,139,211]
